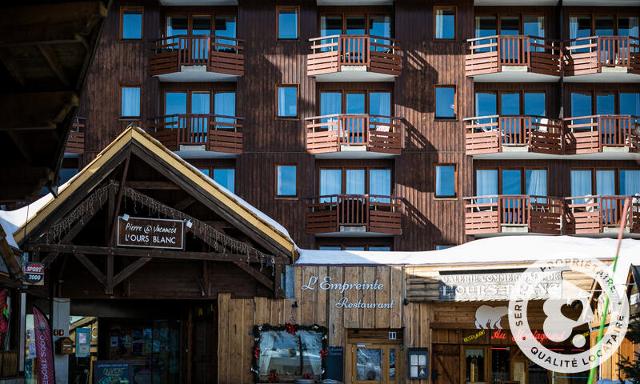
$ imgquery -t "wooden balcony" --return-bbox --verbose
[150,35,244,81]
[565,196,640,236]
[465,35,561,82]
[148,114,243,158]
[306,194,402,236]
[564,115,639,155]
[563,36,640,82]
[464,115,563,157]
[65,116,85,156]
[305,114,402,158]
[307,35,402,82]
[464,195,563,236]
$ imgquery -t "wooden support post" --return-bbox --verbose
[106,254,114,294]
[73,253,106,285]
[108,153,131,245]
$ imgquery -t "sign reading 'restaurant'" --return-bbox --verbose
[117,216,184,250]
[302,275,394,309]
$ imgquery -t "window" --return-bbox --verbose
[408,348,429,379]
[435,244,453,250]
[620,170,640,196]
[434,6,456,39]
[277,85,298,117]
[277,7,298,40]
[256,328,324,381]
[319,168,392,198]
[58,167,78,185]
[465,347,487,383]
[435,164,456,198]
[121,7,143,40]
[277,165,297,197]
[121,87,141,117]
[435,86,456,119]
[213,168,235,193]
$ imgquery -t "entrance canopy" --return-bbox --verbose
[2,127,296,298]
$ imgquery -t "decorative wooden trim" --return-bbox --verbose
[276,5,300,41]
[119,6,144,41]
[433,5,457,41]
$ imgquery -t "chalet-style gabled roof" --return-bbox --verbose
[9,126,297,260]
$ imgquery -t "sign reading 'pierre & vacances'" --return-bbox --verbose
[117,216,184,250]
[302,275,394,309]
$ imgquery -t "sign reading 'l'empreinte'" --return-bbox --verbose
[302,275,395,309]
[117,216,184,250]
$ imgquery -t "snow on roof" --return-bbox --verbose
[0,128,292,249]
[296,236,640,266]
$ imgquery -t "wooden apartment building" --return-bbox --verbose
[63,0,640,253]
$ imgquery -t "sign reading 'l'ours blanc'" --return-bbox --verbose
[302,275,395,309]
[117,216,184,250]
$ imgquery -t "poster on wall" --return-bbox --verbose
[117,216,184,250]
[75,327,91,358]
[94,361,130,384]
[33,306,55,384]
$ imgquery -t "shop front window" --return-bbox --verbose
[256,327,325,382]
[465,347,486,383]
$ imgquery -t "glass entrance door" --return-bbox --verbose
[350,343,400,384]
[346,93,366,143]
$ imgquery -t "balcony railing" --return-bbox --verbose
[465,35,561,78]
[564,115,639,154]
[65,116,86,155]
[305,114,403,156]
[148,113,243,155]
[150,35,244,77]
[464,195,563,235]
[306,194,402,236]
[307,35,402,79]
[563,36,640,77]
[464,115,563,155]
[565,195,640,235]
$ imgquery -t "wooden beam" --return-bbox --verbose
[29,244,287,264]
[232,261,274,290]
[73,253,105,285]
[106,255,114,294]
[112,257,151,287]
[37,44,71,87]
[127,181,180,190]
[108,154,130,245]
[174,196,196,211]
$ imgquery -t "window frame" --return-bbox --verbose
[566,12,640,37]
[316,87,394,115]
[276,164,298,199]
[568,167,640,196]
[160,85,237,116]
[568,88,640,116]
[120,6,144,41]
[163,12,238,38]
[433,5,457,41]
[318,12,394,37]
[434,163,458,199]
[473,89,549,117]
[316,165,394,196]
[316,242,393,251]
[276,84,299,119]
[434,85,457,120]
[277,6,300,41]
[474,166,549,196]
[120,84,142,119]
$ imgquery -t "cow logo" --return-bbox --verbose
[474,305,508,329]
[509,258,629,373]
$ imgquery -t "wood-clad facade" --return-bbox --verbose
[71,0,640,252]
